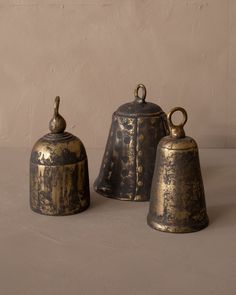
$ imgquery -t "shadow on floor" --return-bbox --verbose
[89,191,111,210]
[207,203,236,228]
[201,164,225,182]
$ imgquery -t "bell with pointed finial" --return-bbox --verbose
[147,107,209,233]
[30,97,90,216]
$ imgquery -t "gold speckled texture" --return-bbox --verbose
[30,132,90,216]
[148,137,209,233]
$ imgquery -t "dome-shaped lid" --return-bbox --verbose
[30,97,87,165]
[115,84,164,117]
[160,107,198,150]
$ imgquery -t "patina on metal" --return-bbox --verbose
[148,107,209,233]
[30,96,90,216]
[94,84,169,201]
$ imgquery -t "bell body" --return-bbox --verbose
[30,97,90,216]
[94,84,168,201]
[148,108,209,233]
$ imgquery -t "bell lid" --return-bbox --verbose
[115,84,164,117]
[30,96,87,165]
[160,107,197,150]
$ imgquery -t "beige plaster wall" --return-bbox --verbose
[0,0,235,149]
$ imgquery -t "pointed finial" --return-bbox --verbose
[49,96,66,133]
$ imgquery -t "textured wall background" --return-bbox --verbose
[0,0,235,148]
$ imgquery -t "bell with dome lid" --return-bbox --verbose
[30,97,90,216]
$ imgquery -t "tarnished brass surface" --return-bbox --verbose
[148,107,209,233]
[94,84,169,201]
[30,97,90,216]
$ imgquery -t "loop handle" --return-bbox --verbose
[167,107,188,139]
[168,107,188,128]
[134,84,147,103]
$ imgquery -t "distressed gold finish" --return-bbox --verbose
[30,96,90,216]
[94,84,169,201]
[147,107,209,233]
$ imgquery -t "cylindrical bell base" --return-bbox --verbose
[147,214,209,233]
[30,203,89,216]
[30,159,90,216]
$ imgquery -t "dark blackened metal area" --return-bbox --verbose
[94,84,169,201]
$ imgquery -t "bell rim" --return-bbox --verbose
[30,202,90,216]
[101,195,150,202]
[94,185,150,202]
[147,215,209,233]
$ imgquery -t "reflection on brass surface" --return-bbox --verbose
[30,97,90,216]
[94,84,169,201]
[148,107,209,233]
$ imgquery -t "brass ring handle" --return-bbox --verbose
[168,107,188,128]
[134,84,147,103]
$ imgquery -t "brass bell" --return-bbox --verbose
[147,107,209,233]
[94,84,169,201]
[30,96,90,216]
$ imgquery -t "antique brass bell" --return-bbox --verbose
[147,107,209,233]
[30,97,90,216]
[94,84,169,201]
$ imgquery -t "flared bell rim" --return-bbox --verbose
[30,201,90,216]
[147,214,209,233]
[94,182,150,202]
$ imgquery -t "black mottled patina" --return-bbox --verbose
[94,84,169,201]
